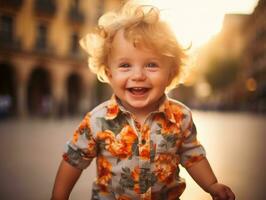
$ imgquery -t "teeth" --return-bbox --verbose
[128,87,147,90]
[128,87,149,95]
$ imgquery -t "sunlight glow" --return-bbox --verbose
[148,0,258,50]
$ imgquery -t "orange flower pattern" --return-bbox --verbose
[139,125,151,160]
[96,156,113,192]
[131,166,141,193]
[154,153,179,185]
[106,99,120,120]
[63,95,206,199]
[97,125,138,159]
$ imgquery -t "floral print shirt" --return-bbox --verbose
[63,95,206,200]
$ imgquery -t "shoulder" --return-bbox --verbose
[80,100,112,135]
[90,100,110,115]
[87,99,111,119]
[167,97,192,116]
[166,97,193,130]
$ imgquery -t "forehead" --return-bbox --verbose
[110,29,159,58]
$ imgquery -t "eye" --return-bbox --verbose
[119,63,130,68]
[146,62,158,68]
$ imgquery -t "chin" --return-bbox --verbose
[128,101,151,109]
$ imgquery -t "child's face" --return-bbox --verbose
[106,30,172,115]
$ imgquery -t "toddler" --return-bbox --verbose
[52,2,235,200]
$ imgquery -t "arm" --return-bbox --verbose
[51,159,82,200]
[51,114,96,199]
[186,158,235,200]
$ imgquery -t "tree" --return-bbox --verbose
[204,57,240,92]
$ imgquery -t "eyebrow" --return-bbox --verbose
[114,57,130,63]
[115,56,160,62]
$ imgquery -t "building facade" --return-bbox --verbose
[240,0,266,112]
[189,0,265,112]
[0,0,122,118]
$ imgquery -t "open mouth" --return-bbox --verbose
[127,87,150,95]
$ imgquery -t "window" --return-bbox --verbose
[68,0,84,24]
[72,0,79,9]
[0,15,13,43]
[70,33,79,54]
[35,24,47,50]
[35,0,56,16]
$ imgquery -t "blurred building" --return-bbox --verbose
[199,13,248,65]
[240,0,266,112]
[208,13,249,110]
[0,0,122,119]
[190,0,266,112]
[178,13,249,109]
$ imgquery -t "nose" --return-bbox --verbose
[131,67,146,81]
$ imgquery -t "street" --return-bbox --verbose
[0,111,265,200]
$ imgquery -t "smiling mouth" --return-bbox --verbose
[127,87,150,95]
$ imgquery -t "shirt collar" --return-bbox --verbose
[158,95,178,124]
[105,94,179,124]
[105,95,121,120]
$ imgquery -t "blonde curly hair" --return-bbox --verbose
[80,1,187,91]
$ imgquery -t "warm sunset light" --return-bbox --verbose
[148,0,259,50]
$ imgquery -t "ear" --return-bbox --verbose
[105,67,112,79]
[167,66,178,86]
[167,70,174,85]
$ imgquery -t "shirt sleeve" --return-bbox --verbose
[179,111,206,168]
[63,113,97,169]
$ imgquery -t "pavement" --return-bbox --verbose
[0,111,265,200]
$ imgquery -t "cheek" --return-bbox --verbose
[153,72,171,85]
[164,69,174,86]
[109,73,127,87]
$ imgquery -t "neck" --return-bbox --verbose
[114,95,166,125]
[120,102,159,125]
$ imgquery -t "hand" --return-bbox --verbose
[208,183,235,200]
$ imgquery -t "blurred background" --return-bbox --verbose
[0,0,265,200]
